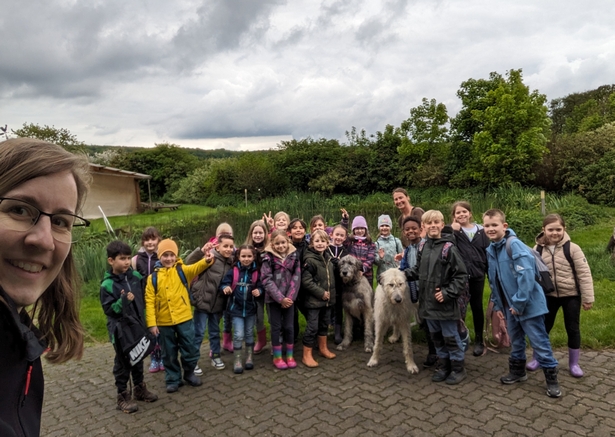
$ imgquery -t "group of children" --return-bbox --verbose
[399,204,593,397]
[100,193,595,413]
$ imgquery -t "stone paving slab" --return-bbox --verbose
[41,342,615,436]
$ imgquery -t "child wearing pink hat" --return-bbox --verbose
[346,216,376,287]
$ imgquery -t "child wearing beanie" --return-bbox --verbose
[347,216,376,287]
[374,214,403,279]
[145,238,215,393]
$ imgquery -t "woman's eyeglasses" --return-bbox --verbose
[0,197,90,243]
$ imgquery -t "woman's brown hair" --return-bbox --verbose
[0,138,91,363]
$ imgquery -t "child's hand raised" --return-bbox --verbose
[263,211,274,229]
[340,208,349,219]
[203,250,214,263]
[202,242,215,254]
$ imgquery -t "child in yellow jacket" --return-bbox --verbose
[145,239,214,393]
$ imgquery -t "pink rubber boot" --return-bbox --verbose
[254,329,267,355]
[222,332,233,353]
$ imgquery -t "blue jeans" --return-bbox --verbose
[506,314,558,368]
[232,315,256,349]
[426,319,464,361]
[193,310,221,355]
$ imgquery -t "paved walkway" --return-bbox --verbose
[41,342,615,436]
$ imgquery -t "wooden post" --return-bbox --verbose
[245,189,248,208]
[541,190,546,215]
[147,179,152,208]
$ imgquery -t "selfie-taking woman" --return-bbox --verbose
[0,138,90,437]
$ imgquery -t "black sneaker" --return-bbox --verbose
[166,384,179,393]
[183,373,202,387]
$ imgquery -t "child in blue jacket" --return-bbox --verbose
[483,209,561,398]
[220,245,262,374]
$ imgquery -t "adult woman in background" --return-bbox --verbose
[0,138,90,437]
[392,188,425,247]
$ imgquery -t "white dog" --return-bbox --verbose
[336,255,375,353]
[367,268,419,374]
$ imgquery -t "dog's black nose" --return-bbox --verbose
[395,296,402,303]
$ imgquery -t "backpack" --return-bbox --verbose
[536,241,580,295]
[230,266,259,290]
[485,300,511,350]
[114,294,156,366]
[151,264,191,300]
[505,236,555,295]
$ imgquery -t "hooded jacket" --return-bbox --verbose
[374,234,403,277]
[219,262,262,318]
[188,249,233,314]
[145,257,213,327]
[346,237,376,280]
[134,250,158,277]
[404,233,467,320]
[534,231,594,303]
[486,229,548,320]
[261,243,301,304]
[0,289,46,437]
[452,224,490,280]
[100,268,145,344]
[301,247,336,309]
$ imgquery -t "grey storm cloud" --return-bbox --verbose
[172,0,284,66]
[0,0,171,99]
[1,0,614,148]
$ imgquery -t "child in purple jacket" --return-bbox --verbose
[261,230,302,369]
[346,216,376,287]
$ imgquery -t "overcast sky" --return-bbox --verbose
[1,0,614,151]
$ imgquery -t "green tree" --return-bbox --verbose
[556,123,615,205]
[12,122,86,153]
[108,143,199,199]
[274,138,342,191]
[397,98,450,187]
[448,73,503,186]
[550,84,615,135]
[366,125,405,192]
[450,69,551,186]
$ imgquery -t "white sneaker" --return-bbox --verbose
[194,365,203,376]
[211,355,225,370]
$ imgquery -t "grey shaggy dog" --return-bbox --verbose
[367,268,419,374]
[335,255,375,353]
